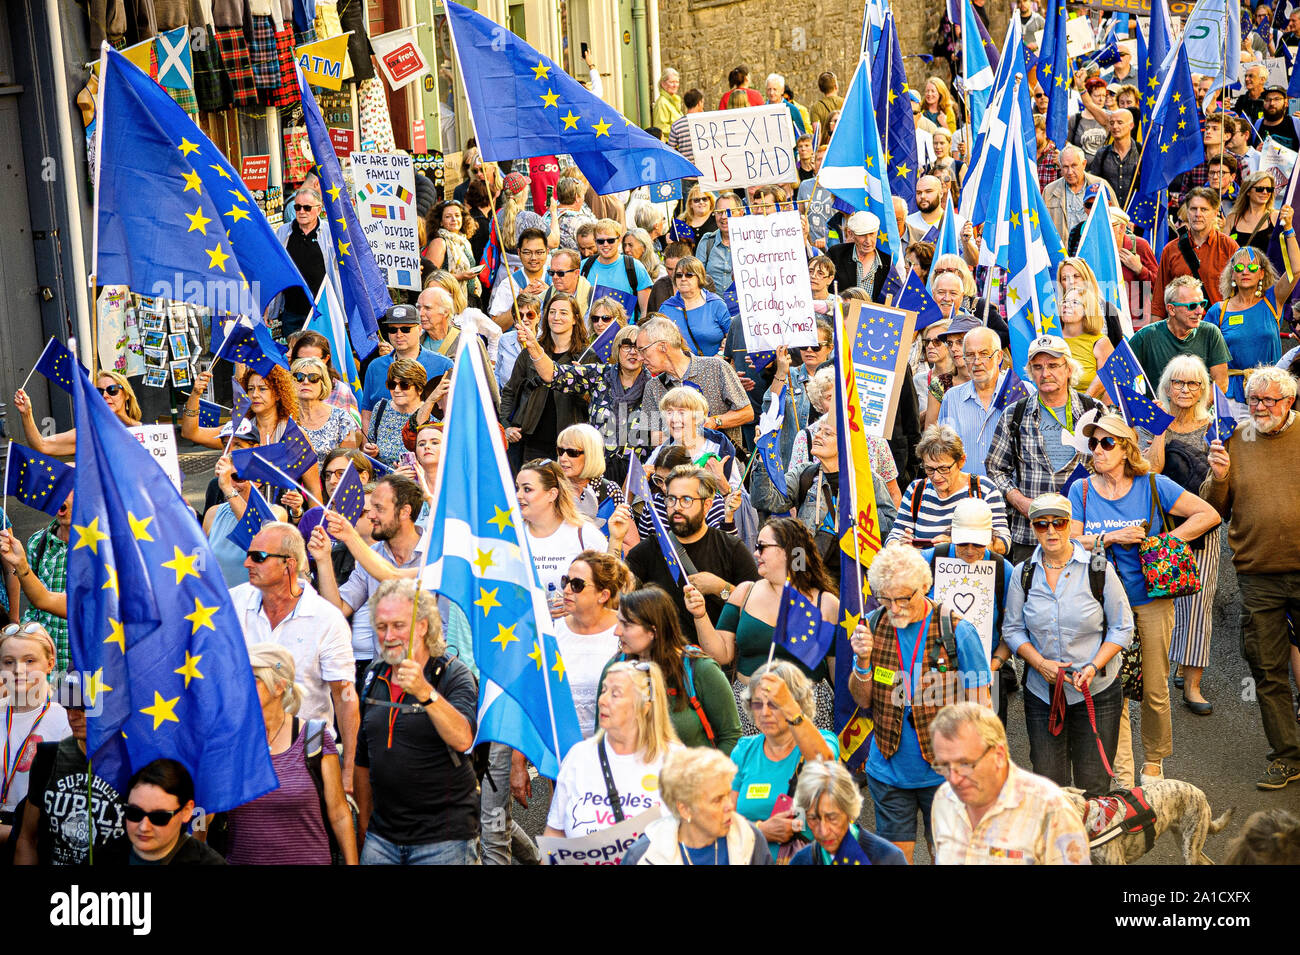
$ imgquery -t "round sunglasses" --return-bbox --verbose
[293,372,324,384]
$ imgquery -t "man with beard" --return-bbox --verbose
[612,465,758,634]
[905,176,976,263]
[1151,190,1240,323]
[1203,366,1300,791]
[1259,85,1300,152]
[354,579,480,864]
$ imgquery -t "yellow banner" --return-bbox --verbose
[120,37,154,75]
[838,307,884,571]
[296,34,351,91]
[838,709,874,764]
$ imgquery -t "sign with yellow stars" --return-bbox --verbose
[846,300,917,438]
[932,556,997,650]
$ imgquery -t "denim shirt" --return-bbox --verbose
[1002,543,1134,705]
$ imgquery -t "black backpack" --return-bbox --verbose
[1161,439,1210,494]
[1019,557,1108,634]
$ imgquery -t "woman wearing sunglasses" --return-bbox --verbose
[362,358,426,468]
[289,330,360,425]
[680,186,717,241]
[549,553,629,741]
[290,357,361,457]
[1067,414,1221,786]
[1207,239,1300,417]
[1225,170,1283,254]
[657,255,731,358]
[555,424,624,525]
[13,369,141,457]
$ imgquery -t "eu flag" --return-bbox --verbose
[670,219,697,244]
[325,462,366,523]
[1133,43,1205,207]
[230,446,303,492]
[280,418,320,480]
[65,347,276,811]
[623,452,685,583]
[992,367,1034,413]
[421,334,581,778]
[298,68,386,359]
[1096,338,1151,397]
[756,384,788,490]
[34,338,78,394]
[870,12,917,213]
[851,306,903,371]
[214,318,290,378]
[746,350,776,374]
[590,285,636,320]
[624,450,653,505]
[773,581,835,671]
[196,399,223,429]
[586,320,619,363]
[1062,460,1090,495]
[5,444,74,516]
[890,268,945,330]
[830,829,873,865]
[96,47,308,316]
[1038,0,1071,146]
[444,1,700,193]
[361,451,393,477]
[1115,382,1174,435]
[721,284,741,319]
[225,485,278,552]
[1209,385,1237,444]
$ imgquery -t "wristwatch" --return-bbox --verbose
[719,586,732,601]
[418,690,440,708]
[786,712,806,726]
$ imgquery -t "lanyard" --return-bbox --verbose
[1039,396,1073,433]
[892,608,932,707]
[597,736,625,823]
[1,701,51,806]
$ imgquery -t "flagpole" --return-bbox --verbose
[88,42,111,377]
[18,339,54,395]
[2,441,10,524]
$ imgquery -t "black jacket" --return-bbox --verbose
[827,244,893,302]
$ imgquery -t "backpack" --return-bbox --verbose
[910,476,984,530]
[1019,549,1108,634]
[296,717,353,865]
[1160,440,1211,546]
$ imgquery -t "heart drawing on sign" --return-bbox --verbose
[951,591,977,616]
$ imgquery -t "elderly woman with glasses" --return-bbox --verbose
[362,358,426,470]
[556,423,625,524]
[727,661,836,862]
[622,747,771,865]
[543,660,681,839]
[649,385,735,479]
[1002,493,1134,795]
[14,369,142,458]
[1068,414,1221,787]
[788,760,905,865]
[291,357,360,456]
[1143,356,1221,716]
[658,255,731,356]
[1207,240,1300,417]
[290,330,361,424]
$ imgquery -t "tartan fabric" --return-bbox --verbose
[249,14,279,92]
[295,27,317,45]
[866,608,963,764]
[269,26,300,107]
[214,27,258,106]
[23,523,69,671]
[166,82,199,116]
[1037,144,1061,191]
[193,25,232,111]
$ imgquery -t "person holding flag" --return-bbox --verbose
[13,365,141,458]
[202,425,289,586]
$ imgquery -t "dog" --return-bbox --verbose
[1061,780,1234,865]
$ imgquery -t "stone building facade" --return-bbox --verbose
[655,0,1010,116]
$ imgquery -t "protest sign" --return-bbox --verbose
[350,152,421,290]
[536,807,662,865]
[686,104,796,191]
[239,155,270,191]
[1259,139,1298,211]
[728,211,817,350]
[844,300,916,438]
[933,556,998,658]
[127,424,182,493]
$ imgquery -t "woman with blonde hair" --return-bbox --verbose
[223,643,357,864]
[922,77,957,131]
[14,368,142,456]
[556,423,625,523]
[1058,256,1124,345]
[515,459,607,613]
[1059,284,1115,397]
[1225,170,1282,253]
[291,356,360,456]
[650,385,735,480]
[680,185,717,238]
[543,660,681,838]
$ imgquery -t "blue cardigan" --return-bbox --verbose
[789,826,908,865]
[658,290,733,356]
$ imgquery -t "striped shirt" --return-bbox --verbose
[23,523,68,671]
[635,492,730,538]
[225,728,334,865]
[937,375,1007,478]
[886,475,1011,551]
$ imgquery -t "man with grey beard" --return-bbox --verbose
[1203,366,1300,791]
[353,580,481,864]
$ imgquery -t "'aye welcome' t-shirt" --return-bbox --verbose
[1069,474,1184,608]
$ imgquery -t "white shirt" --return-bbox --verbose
[230,581,354,726]
[1,701,72,811]
[905,208,966,246]
[546,735,671,837]
[524,521,608,595]
[553,619,620,738]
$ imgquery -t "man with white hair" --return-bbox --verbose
[765,72,807,136]
[1203,366,1300,790]
[230,522,359,789]
[847,543,991,861]
[937,327,1006,477]
[1235,62,1269,121]
[636,317,753,445]
[828,210,892,301]
[1042,144,1116,242]
[930,702,1089,864]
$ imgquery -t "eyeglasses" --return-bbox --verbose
[556,447,584,458]
[595,236,619,245]
[294,203,318,212]
[664,494,700,509]
[1031,517,1070,531]
[519,247,548,257]
[1252,185,1276,195]
[124,804,186,826]
[1169,299,1209,311]
[876,590,919,608]
[97,384,124,397]
[964,350,997,363]
[324,469,350,481]
[388,324,416,334]
[560,575,588,593]
[755,541,783,553]
[547,268,575,278]
[293,372,323,384]
[931,744,995,778]
[1170,379,1202,391]
[246,550,291,563]
[1233,261,1263,273]
[388,380,416,391]
[635,341,663,354]
[1,622,44,638]
[1088,435,1119,451]
[922,462,955,476]
[674,272,694,280]
[1247,394,1288,407]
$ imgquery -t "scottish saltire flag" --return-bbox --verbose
[1076,196,1135,336]
[1176,0,1240,110]
[280,418,319,480]
[421,336,581,778]
[992,367,1034,412]
[66,348,275,811]
[5,444,74,516]
[1134,43,1205,206]
[1209,384,1238,443]
[1038,0,1071,146]
[623,451,686,582]
[96,47,308,317]
[820,57,905,261]
[34,337,78,394]
[871,13,917,213]
[861,0,888,55]
[587,319,619,363]
[960,0,995,135]
[935,194,962,263]
[324,462,366,523]
[214,318,291,377]
[308,279,362,397]
[773,582,835,671]
[1115,382,1174,435]
[155,26,193,90]
[297,67,385,359]
[226,485,278,551]
[445,1,698,193]
[1062,461,1090,495]
[229,446,304,492]
[1096,337,1151,397]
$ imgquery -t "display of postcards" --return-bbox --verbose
[143,329,166,350]
[144,346,168,365]
[170,360,193,389]
[139,311,166,333]
[168,309,188,333]
[168,333,192,361]
[143,366,168,388]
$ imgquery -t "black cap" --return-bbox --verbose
[381,303,419,326]
[1265,84,1288,96]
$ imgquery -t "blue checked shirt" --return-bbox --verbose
[23,522,68,671]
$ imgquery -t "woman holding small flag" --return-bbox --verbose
[185,365,297,448]
[1207,238,1300,419]
[13,369,141,457]
[789,760,906,865]
[204,432,291,587]
[501,293,590,465]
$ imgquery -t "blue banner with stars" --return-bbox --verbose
[444,0,700,194]
[95,47,309,318]
[5,443,75,516]
[66,346,276,812]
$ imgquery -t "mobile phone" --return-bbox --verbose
[546,184,555,204]
[580,41,589,59]
[771,793,794,816]
[398,451,418,471]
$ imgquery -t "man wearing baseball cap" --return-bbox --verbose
[359,303,454,436]
[828,209,892,302]
[1260,85,1300,152]
[985,335,1105,563]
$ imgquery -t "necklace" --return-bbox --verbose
[266,714,286,752]
[678,838,720,865]
[1043,558,1070,570]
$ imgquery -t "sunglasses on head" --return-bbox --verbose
[1,622,44,638]
[97,383,124,397]
[246,550,290,563]
[1088,435,1119,451]
[293,372,324,384]
[1031,517,1070,531]
[124,804,186,826]
[560,575,588,593]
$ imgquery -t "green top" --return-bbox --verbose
[717,602,829,683]
[598,652,742,755]
[1127,320,1232,392]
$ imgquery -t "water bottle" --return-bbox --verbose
[547,581,563,615]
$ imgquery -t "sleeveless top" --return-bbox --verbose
[1067,332,1103,390]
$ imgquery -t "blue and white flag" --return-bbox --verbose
[960,0,995,135]
[1076,195,1134,336]
[307,278,362,397]
[1174,0,1241,111]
